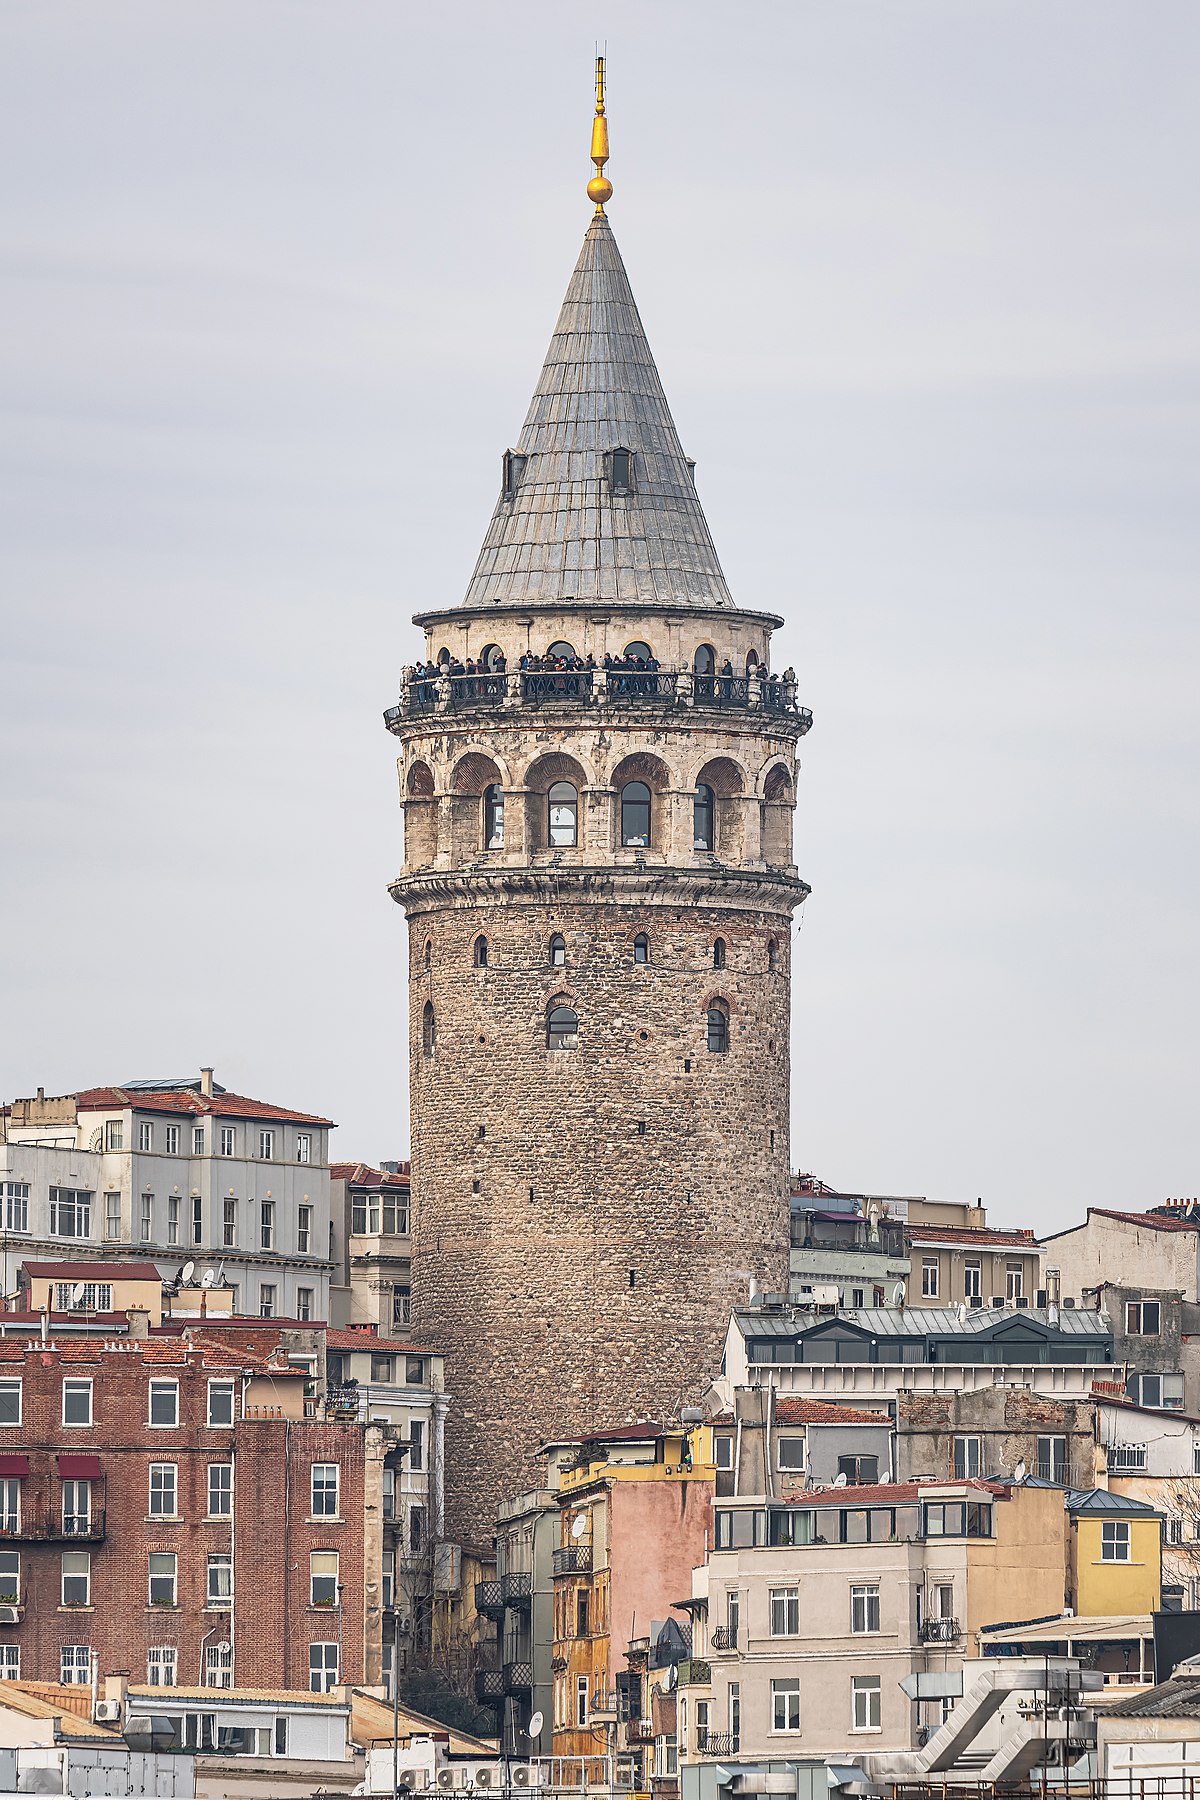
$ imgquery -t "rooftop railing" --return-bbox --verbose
[386,668,812,732]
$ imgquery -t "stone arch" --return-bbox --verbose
[611,751,671,853]
[761,760,794,867]
[694,755,747,860]
[448,751,505,863]
[404,759,437,868]
[523,752,591,852]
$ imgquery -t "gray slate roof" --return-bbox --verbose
[1104,1676,1200,1719]
[461,215,735,612]
[734,1306,1112,1339]
[1065,1486,1163,1517]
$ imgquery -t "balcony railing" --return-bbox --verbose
[708,1626,736,1652]
[920,1617,960,1644]
[474,1669,504,1703]
[0,1511,106,1544]
[697,1732,739,1757]
[503,1661,534,1694]
[676,1659,711,1686]
[552,1546,592,1576]
[387,669,812,732]
[501,1571,532,1608]
[475,1580,505,1620]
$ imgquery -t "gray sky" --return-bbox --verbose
[2,2,1196,1228]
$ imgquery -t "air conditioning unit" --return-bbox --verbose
[967,1297,983,1310]
[0,1607,19,1625]
[94,1700,122,1722]
[1015,1296,1030,1309]
[437,1770,458,1790]
[991,1296,1005,1308]
[475,1769,496,1790]
[1063,1297,1076,1309]
[512,1770,532,1790]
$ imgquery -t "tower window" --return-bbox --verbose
[609,447,635,493]
[546,1005,579,1052]
[548,782,579,847]
[502,450,527,499]
[624,641,652,663]
[713,938,726,970]
[620,781,651,848]
[422,1002,437,1057]
[423,940,432,970]
[633,933,650,964]
[484,784,505,848]
[768,938,778,971]
[549,934,567,968]
[707,1002,730,1054]
[546,640,577,662]
[473,936,489,968]
[694,784,716,851]
[694,644,715,676]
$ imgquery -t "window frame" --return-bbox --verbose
[61,1550,91,1607]
[851,1584,881,1635]
[207,1464,233,1518]
[694,784,716,851]
[769,1585,800,1637]
[548,781,579,848]
[148,1551,178,1608]
[62,1378,93,1428]
[620,780,652,848]
[547,1003,579,1052]
[0,1381,20,1428]
[770,1677,801,1734]
[1102,1520,1132,1562]
[147,1645,178,1687]
[219,1127,236,1157]
[706,1002,730,1054]
[148,1379,180,1429]
[149,1463,178,1518]
[207,1552,233,1606]
[852,1675,882,1732]
[207,1381,236,1428]
[311,1463,340,1519]
[310,1550,340,1608]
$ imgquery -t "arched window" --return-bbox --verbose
[621,781,652,848]
[436,647,451,668]
[480,643,506,672]
[548,782,578,848]
[633,933,650,965]
[706,1002,729,1054]
[546,640,577,661]
[484,784,505,849]
[549,934,567,968]
[624,641,653,663]
[546,1005,579,1051]
[694,644,715,676]
[767,938,778,972]
[474,936,489,968]
[423,940,432,970]
[746,650,760,674]
[694,784,716,851]
[713,938,726,970]
[422,1001,436,1056]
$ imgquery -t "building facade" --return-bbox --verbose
[328,1161,411,1334]
[386,114,811,1530]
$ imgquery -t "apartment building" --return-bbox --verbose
[0,1328,396,1694]
[788,1176,911,1308]
[476,1486,558,1756]
[329,1161,411,1334]
[0,1072,334,1321]
[906,1221,1041,1310]
[895,1388,1098,1488]
[1042,1204,1200,1306]
[1094,1396,1200,1607]
[712,1393,895,1498]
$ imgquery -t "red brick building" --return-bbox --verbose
[0,1330,386,1691]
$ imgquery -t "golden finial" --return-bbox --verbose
[587,55,613,214]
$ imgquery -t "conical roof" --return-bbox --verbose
[461,214,735,611]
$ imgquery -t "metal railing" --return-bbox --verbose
[0,1510,106,1544]
[501,1571,532,1607]
[475,1579,505,1619]
[552,1545,592,1575]
[920,1617,960,1643]
[387,668,812,730]
[697,1732,738,1757]
[676,1659,711,1686]
[708,1626,736,1651]
[503,1661,534,1694]
[473,1668,504,1703]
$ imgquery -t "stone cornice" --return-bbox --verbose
[389,864,809,918]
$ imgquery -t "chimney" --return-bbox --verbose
[125,1308,150,1340]
[36,1087,44,1102]
[199,1068,214,1098]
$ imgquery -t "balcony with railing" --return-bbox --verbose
[920,1617,960,1644]
[697,1732,739,1757]
[675,1659,711,1686]
[473,1668,504,1704]
[503,1661,534,1694]
[475,1580,505,1621]
[552,1545,592,1576]
[0,1509,106,1544]
[501,1571,532,1609]
[708,1626,736,1652]
[386,668,812,732]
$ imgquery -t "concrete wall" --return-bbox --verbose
[1044,1214,1200,1305]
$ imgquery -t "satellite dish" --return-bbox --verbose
[571,1514,587,1539]
[892,1282,906,1306]
[200,1269,217,1289]
[663,1665,677,1690]
[832,1471,848,1487]
[215,1641,231,1654]
[956,1302,968,1324]
[527,1711,544,1739]
[70,1283,87,1307]
[1013,1459,1027,1485]
[180,1261,196,1284]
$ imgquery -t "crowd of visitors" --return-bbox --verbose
[400,650,797,710]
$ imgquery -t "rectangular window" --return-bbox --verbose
[409,1420,425,1473]
[352,1197,380,1234]
[1126,1300,1162,1335]
[259,1284,276,1319]
[149,1551,177,1607]
[296,1133,312,1164]
[297,1287,313,1322]
[165,1125,180,1156]
[260,1202,274,1250]
[0,1481,19,1534]
[406,1356,426,1385]
[409,1505,425,1555]
[208,1464,233,1518]
[55,1282,112,1313]
[149,1380,179,1427]
[769,1586,800,1636]
[0,1552,19,1603]
[771,1678,801,1733]
[964,1259,982,1300]
[852,1585,881,1634]
[728,1681,740,1748]
[923,1501,992,1538]
[1193,1441,1200,1478]
[105,1120,124,1151]
[371,1355,393,1383]
[219,1127,235,1157]
[1006,1263,1024,1300]
[207,1381,235,1427]
[193,1126,205,1155]
[382,1549,395,1610]
[61,1645,91,1685]
[392,1285,411,1328]
[1102,1520,1131,1562]
[310,1642,338,1693]
[62,1481,90,1535]
[221,1199,236,1247]
[310,1550,339,1607]
[312,1464,339,1517]
[49,1187,92,1239]
[1,1184,29,1234]
[576,1675,589,1726]
[382,1468,396,1521]
[952,1436,982,1478]
[1109,1443,1148,1472]
[167,1196,179,1244]
[207,1553,233,1605]
[258,1129,274,1160]
[62,1379,93,1427]
[1037,1435,1067,1482]
[148,1646,177,1687]
[384,1197,409,1235]
[0,1382,19,1427]
[191,1196,202,1245]
[714,1435,734,1471]
[777,1436,805,1470]
[139,1121,154,1152]
[205,1642,233,1688]
[140,1195,153,1243]
[921,1257,939,1298]
[103,1192,122,1240]
[852,1676,882,1731]
[62,1551,91,1606]
[0,1646,19,1680]
[149,1463,177,1517]
[297,1205,312,1254]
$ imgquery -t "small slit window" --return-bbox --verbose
[473,936,489,968]
[484,784,505,849]
[547,1005,579,1052]
[707,1002,730,1054]
[694,784,716,851]
[768,938,778,971]
[609,447,634,493]
[713,937,727,970]
[548,782,579,847]
[550,934,567,968]
[502,450,527,499]
[422,1002,436,1056]
[621,781,652,848]
[633,934,650,965]
[423,940,432,970]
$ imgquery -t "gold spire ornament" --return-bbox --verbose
[587,55,613,213]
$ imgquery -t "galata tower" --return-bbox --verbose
[386,67,812,1535]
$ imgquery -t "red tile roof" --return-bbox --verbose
[76,1087,333,1126]
[330,1162,409,1187]
[906,1224,1037,1248]
[790,1477,1007,1508]
[1086,1208,1200,1234]
[0,1336,291,1371]
[325,1328,436,1356]
[21,1261,162,1283]
[712,1397,891,1427]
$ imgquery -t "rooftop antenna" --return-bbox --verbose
[587,53,613,215]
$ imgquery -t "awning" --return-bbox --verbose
[57,1454,101,1479]
[0,1455,29,1477]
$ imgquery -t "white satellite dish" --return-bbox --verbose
[571,1514,587,1539]
[832,1471,848,1487]
[200,1269,218,1289]
[527,1711,544,1739]
[663,1665,677,1691]
[215,1640,231,1654]
[892,1282,906,1306]
[956,1302,968,1324]
[1012,1459,1027,1485]
[70,1283,87,1308]
[180,1261,196,1284]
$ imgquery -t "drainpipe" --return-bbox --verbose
[433,1396,448,1539]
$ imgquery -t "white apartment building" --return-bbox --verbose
[0,1070,334,1321]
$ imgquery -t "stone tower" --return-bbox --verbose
[386,87,812,1536]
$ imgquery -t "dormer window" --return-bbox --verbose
[608,447,635,495]
[502,450,527,500]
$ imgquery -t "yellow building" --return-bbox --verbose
[1067,1487,1162,1616]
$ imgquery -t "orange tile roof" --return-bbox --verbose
[326,1328,437,1356]
[76,1086,333,1126]
[331,1161,409,1186]
[789,1477,1007,1508]
[712,1397,892,1427]
[906,1223,1038,1248]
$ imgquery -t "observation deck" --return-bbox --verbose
[384,667,813,734]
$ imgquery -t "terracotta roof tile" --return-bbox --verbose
[712,1398,891,1427]
[906,1224,1038,1248]
[325,1329,437,1356]
[788,1477,1007,1508]
[76,1086,334,1126]
[330,1161,409,1186]
[1086,1208,1200,1234]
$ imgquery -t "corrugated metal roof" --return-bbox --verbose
[1104,1677,1200,1719]
[734,1306,1111,1339]
[982,1613,1153,1645]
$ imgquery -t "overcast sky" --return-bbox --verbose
[2,2,1196,1228]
